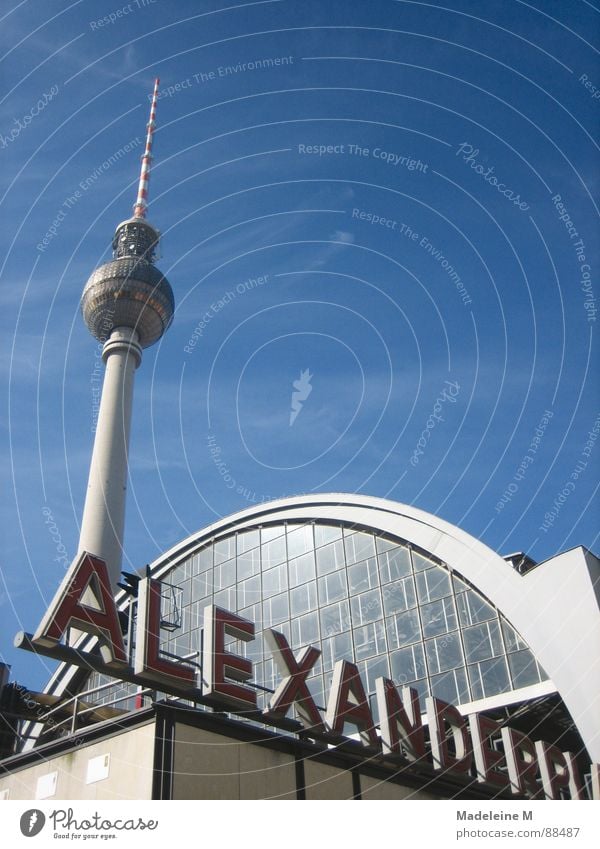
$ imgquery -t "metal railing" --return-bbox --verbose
[35,679,152,738]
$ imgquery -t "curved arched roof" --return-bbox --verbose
[147,493,600,761]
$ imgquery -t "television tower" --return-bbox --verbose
[78,78,174,591]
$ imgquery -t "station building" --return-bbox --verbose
[1,493,598,800]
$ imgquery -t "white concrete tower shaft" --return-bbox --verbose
[77,328,142,588]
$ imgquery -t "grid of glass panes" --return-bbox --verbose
[87,522,548,717]
[154,523,549,712]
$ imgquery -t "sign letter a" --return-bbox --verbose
[33,552,126,667]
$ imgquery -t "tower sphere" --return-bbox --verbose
[81,218,174,349]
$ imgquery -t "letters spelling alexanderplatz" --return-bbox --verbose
[1,81,599,803]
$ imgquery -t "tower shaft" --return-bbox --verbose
[78,328,142,589]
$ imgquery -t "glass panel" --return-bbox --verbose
[237,529,260,554]
[359,654,390,694]
[468,658,511,700]
[351,588,383,626]
[369,692,381,726]
[286,525,314,559]
[314,524,342,548]
[402,677,430,704]
[353,619,387,661]
[188,601,205,631]
[262,562,287,599]
[261,536,287,569]
[290,581,317,617]
[412,550,438,571]
[189,623,202,655]
[194,547,213,574]
[213,535,235,565]
[508,649,544,689]
[425,633,463,674]
[260,525,286,544]
[257,688,271,713]
[191,571,212,601]
[390,643,427,684]
[87,677,137,711]
[378,546,412,582]
[177,579,191,609]
[241,628,263,662]
[168,565,186,587]
[452,573,469,594]
[306,654,323,678]
[176,630,194,656]
[180,604,194,636]
[344,531,376,565]
[263,591,289,628]
[420,597,457,637]
[252,658,264,688]
[320,599,350,638]
[457,588,496,626]
[237,547,261,581]
[415,566,451,603]
[382,576,417,615]
[307,675,326,710]
[347,558,379,593]
[279,620,292,642]
[237,574,261,608]
[318,570,348,605]
[291,610,320,647]
[501,618,528,652]
[376,535,404,554]
[214,586,236,610]
[463,620,503,662]
[316,539,346,575]
[288,551,316,588]
[262,656,277,691]
[430,667,469,705]
[386,608,421,649]
[321,631,353,673]
[239,603,262,633]
[214,558,236,590]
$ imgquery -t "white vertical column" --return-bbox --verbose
[78,326,142,590]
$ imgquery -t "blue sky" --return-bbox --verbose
[0,0,598,689]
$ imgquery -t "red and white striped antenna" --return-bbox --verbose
[133,77,160,219]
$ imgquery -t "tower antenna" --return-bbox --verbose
[133,77,160,219]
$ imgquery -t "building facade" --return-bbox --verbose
[1,494,598,800]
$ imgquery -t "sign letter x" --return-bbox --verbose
[263,629,324,732]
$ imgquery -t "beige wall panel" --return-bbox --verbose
[172,725,297,799]
[360,774,437,800]
[303,760,354,799]
[172,725,241,799]
[0,722,155,800]
[238,743,296,800]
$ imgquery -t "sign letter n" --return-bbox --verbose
[32,552,126,668]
